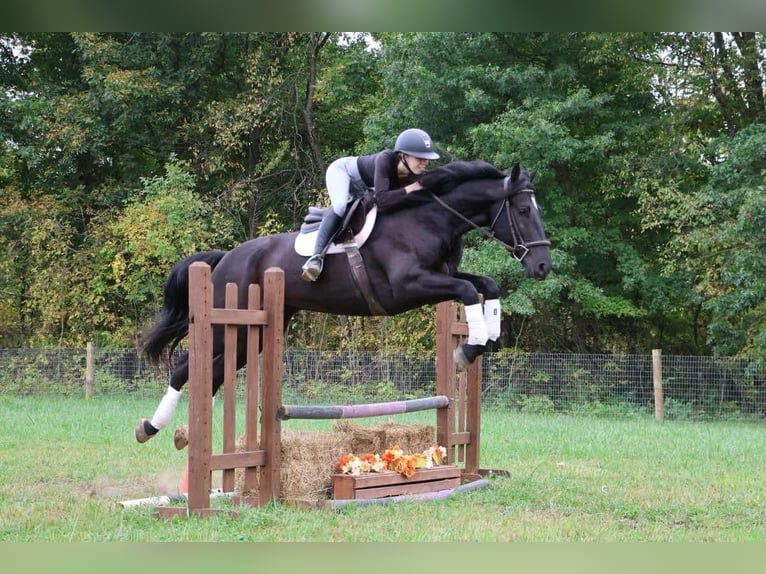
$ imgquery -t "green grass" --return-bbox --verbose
[1,395,765,541]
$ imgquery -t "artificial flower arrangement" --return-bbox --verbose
[337,444,448,478]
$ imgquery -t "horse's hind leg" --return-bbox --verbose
[135,326,248,445]
[172,334,247,450]
[135,351,190,443]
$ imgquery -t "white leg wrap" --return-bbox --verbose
[464,303,489,346]
[484,299,502,342]
[150,386,181,430]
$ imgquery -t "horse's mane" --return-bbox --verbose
[420,160,505,195]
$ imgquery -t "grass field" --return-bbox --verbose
[1,394,765,541]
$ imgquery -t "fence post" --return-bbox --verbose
[85,342,94,399]
[652,349,664,420]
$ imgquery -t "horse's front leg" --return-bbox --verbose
[452,272,502,343]
[393,271,488,372]
[453,303,489,372]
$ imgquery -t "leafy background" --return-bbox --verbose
[2,33,766,362]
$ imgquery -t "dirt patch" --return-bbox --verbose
[84,469,181,500]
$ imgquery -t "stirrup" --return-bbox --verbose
[301,255,324,282]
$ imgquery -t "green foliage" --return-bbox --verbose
[568,400,645,419]
[657,124,766,359]
[3,32,766,361]
[291,377,401,405]
[87,157,224,344]
[662,398,695,421]
[518,394,556,415]
[0,350,84,395]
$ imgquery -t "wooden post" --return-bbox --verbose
[242,283,261,497]
[221,282,239,494]
[464,335,481,475]
[154,262,285,519]
[652,349,664,421]
[187,262,215,516]
[84,342,94,399]
[259,267,285,505]
[435,302,455,464]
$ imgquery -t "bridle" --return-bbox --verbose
[429,175,551,262]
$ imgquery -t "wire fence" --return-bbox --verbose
[1,347,764,420]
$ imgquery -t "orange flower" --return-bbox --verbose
[392,457,410,477]
[338,445,447,476]
[382,445,403,468]
[337,454,355,471]
[402,456,418,478]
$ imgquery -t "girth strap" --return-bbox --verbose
[343,244,388,316]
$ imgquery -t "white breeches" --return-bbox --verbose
[325,156,362,216]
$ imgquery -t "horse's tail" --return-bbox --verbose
[142,250,228,364]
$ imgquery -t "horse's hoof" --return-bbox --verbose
[135,418,158,443]
[173,426,189,450]
[453,347,469,372]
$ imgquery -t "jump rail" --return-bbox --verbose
[277,395,450,420]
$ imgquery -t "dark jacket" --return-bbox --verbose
[357,150,421,212]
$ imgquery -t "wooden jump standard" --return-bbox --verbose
[154,262,285,519]
[155,263,499,518]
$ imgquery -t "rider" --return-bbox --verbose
[301,128,440,282]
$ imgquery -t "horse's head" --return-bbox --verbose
[493,163,552,280]
[422,160,553,280]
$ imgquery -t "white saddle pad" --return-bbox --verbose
[294,205,378,256]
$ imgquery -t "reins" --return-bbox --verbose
[429,175,551,262]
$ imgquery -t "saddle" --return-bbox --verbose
[293,183,386,315]
[293,183,378,257]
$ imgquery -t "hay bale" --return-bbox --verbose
[234,421,437,502]
[335,420,435,455]
[235,430,349,501]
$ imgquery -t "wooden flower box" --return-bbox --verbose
[332,465,461,500]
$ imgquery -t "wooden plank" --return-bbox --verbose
[154,506,238,520]
[450,431,471,445]
[243,283,261,494]
[209,308,268,325]
[333,477,357,500]
[351,477,460,500]
[465,344,481,474]
[456,368,467,464]
[187,263,213,514]
[435,302,454,463]
[260,267,284,505]
[332,466,461,500]
[450,323,469,336]
[153,506,188,519]
[210,450,267,471]
[230,495,261,508]
[221,283,238,493]
[333,466,460,489]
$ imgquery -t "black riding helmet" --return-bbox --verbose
[394,128,440,160]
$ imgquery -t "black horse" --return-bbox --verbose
[136,160,552,443]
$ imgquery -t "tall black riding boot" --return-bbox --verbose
[301,211,343,282]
